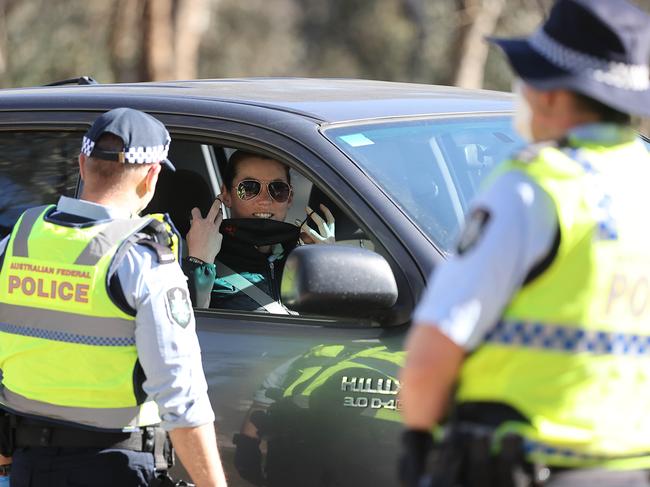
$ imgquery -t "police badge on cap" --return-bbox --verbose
[81,107,175,171]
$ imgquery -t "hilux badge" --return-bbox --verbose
[341,376,402,411]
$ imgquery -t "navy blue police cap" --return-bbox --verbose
[488,0,650,117]
[81,107,175,171]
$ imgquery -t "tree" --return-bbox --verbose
[448,0,505,89]
[109,0,211,82]
[109,0,144,83]
[0,0,19,85]
[142,0,175,81]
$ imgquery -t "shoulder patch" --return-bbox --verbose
[165,287,192,328]
[457,208,491,255]
[511,141,558,163]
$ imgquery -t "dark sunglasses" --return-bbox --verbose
[235,179,292,203]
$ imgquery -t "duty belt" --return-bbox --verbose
[15,418,173,471]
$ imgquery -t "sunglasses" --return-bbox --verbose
[235,179,292,203]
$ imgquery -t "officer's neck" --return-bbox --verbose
[79,189,144,218]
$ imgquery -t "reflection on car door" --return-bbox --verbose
[183,311,405,487]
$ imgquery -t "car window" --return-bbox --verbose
[147,139,384,321]
[325,116,522,254]
[0,131,80,239]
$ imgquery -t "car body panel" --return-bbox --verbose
[0,78,512,123]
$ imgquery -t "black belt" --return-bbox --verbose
[14,420,173,471]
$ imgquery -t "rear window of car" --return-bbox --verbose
[0,131,80,238]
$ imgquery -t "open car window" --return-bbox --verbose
[145,139,385,322]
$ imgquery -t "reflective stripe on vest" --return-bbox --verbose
[485,320,650,356]
[0,206,176,431]
[0,388,159,433]
[457,139,650,468]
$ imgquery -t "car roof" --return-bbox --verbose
[0,78,512,124]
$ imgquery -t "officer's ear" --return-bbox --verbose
[78,153,87,181]
[144,163,162,195]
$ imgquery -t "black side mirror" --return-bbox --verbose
[281,245,398,319]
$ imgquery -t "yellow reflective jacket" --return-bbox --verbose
[457,132,650,468]
[0,205,178,431]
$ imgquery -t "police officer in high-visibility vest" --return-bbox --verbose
[399,0,650,486]
[0,108,227,486]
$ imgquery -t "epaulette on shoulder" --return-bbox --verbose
[136,238,176,264]
[136,218,176,264]
[511,141,558,164]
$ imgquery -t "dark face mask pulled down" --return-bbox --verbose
[219,218,301,249]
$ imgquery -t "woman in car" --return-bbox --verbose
[182,150,334,312]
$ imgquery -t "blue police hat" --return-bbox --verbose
[488,0,650,117]
[81,107,175,171]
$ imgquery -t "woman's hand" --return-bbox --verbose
[300,204,336,244]
[186,197,224,263]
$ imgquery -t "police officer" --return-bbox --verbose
[0,108,227,486]
[399,0,650,486]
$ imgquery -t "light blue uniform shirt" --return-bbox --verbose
[413,168,558,351]
[0,196,215,430]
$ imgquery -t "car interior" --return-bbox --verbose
[139,139,379,312]
[0,131,386,319]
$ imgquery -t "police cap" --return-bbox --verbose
[81,107,175,171]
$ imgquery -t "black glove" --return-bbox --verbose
[398,429,434,487]
[233,433,265,486]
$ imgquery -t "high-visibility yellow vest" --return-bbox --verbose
[456,136,650,468]
[0,205,179,432]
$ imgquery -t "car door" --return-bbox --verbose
[150,112,422,487]
[0,108,424,487]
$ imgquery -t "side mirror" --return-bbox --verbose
[281,245,398,319]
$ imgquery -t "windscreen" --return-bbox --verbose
[325,116,522,254]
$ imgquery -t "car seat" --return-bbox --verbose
[144,168,214,238]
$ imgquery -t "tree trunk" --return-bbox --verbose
[109,0,145,82]
[0,0,18,86]
[450,0,505,89]
[142,0,175,81]
[173,0,211,80]
[401,0,429,83]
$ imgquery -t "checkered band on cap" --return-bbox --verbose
[81,136,95,157]
[123,139,170,164]
[83,136,171,164]
[528,29,650,91]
